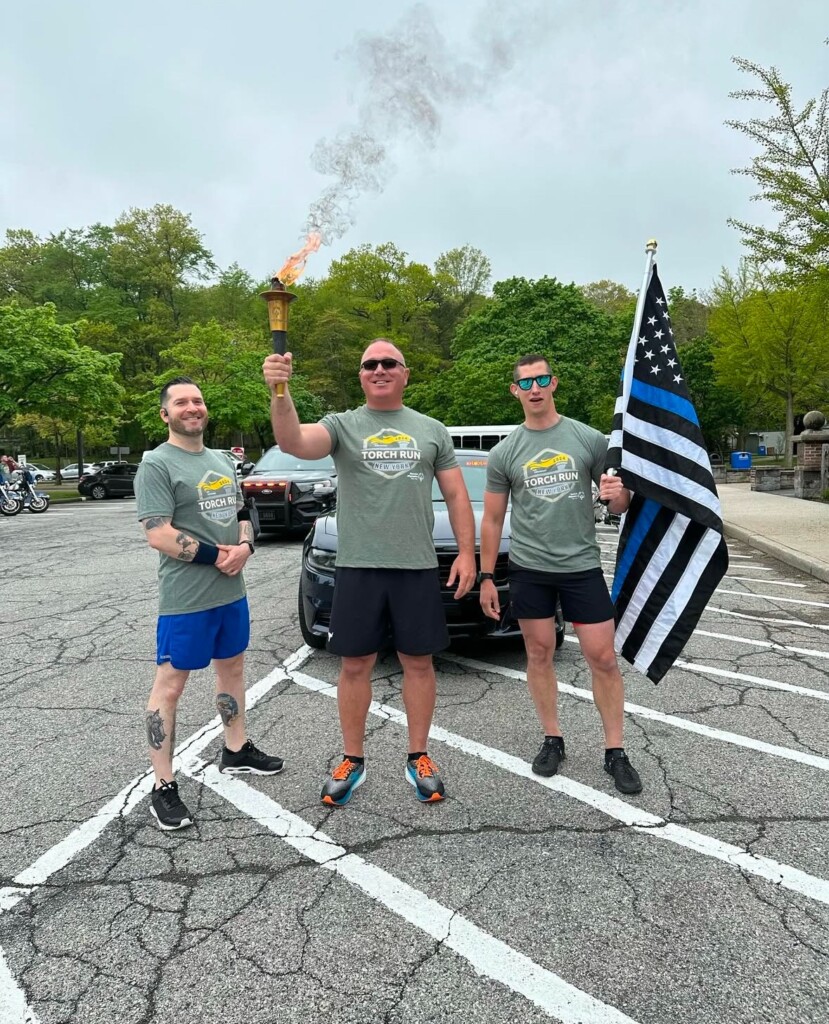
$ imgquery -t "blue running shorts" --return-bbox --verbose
[157,596,250,670]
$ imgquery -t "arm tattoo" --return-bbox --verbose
[175,531,198,562]
[217,693,239,726]
[145,709,166,750]
[239,521,254,545]
[142,516,171,532]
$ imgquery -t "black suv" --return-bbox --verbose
[241,447,336,534]
[297,449,565,649]
[78,463,140,500]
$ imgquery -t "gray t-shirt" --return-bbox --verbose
[321,405,458,568]
[486,419,607,573]
[135,443,245,615]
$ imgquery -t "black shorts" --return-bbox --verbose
[508,564,614,624]
[328,567,450,657]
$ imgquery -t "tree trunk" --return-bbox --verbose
[784,392,795,469]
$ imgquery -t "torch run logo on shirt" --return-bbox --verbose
[523,448,580,503]
[361,430,422,479]
[195,471,237,523]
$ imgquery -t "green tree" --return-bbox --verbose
[580,280,636,316]
[667,286,710,346]
[0,303,124,432]
[408,277,629,428]
[678,335,747,455]
[709,263,829,465]
[727,56,829,280]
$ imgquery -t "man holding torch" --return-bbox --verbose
[479,354,643,795]
[263,340,476,806]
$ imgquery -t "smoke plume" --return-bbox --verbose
[305,2,537,244]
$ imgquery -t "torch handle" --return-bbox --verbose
[599,466,618,506]
[272,330,287,398]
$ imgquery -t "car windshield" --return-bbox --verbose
[254,449,335,474]
[432,454,489,502]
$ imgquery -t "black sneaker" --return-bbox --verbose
[150,779,193,830]
[532,736,565,777]
[604,750,643,794]
[321,758,366,806]
[405,755,445,802]
[220,739,284,775]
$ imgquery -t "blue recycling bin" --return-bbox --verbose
[730,451,752,470]
[757,445,767,456]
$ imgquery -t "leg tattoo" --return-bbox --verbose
[146,708,166,750]
[217,693,239,727]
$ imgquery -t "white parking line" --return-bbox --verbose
[0,946,40,1024]
[691,629,829,660]
[188,761,641,1024]
[443,652,829,772]
[706,606,829,632]
[715,590,829,609]
[724,576,805,588]
[290,663,829,906]
[0,649,309,907]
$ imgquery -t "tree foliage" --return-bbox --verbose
[727,56,829,280]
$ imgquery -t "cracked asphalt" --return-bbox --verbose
[1,500,828,1024]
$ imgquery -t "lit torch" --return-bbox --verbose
[260,232,322,398]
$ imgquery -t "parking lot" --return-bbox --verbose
[1,500,828,1023]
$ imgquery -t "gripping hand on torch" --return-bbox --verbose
[263,352,293,394]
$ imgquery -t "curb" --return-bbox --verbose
[723,522,829,585]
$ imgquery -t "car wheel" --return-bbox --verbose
[90,484,107,500]
[297,577,327,650]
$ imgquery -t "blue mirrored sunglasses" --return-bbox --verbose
[516,374,552,391]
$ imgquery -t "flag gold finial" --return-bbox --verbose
[646,239,658,253]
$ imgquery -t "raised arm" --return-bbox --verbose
[263,351,332,459]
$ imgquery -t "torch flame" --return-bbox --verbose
[277,232,322,287]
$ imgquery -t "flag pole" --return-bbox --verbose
[621,239,659,410]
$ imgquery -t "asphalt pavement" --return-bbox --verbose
[1,495,828,1024]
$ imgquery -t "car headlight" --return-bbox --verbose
[306,547,336,573]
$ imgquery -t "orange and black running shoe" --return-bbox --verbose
[321,757,366,806]
[405,754,445,802]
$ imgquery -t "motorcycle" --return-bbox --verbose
[0,479,24,516]
[9,472,50,513]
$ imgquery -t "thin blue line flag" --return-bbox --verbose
[606,263,728,683]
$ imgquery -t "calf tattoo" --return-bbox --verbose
[146,709,166,750]
[217,693,239,726]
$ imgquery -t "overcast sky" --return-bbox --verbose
[1,1,826,296]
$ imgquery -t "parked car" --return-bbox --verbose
[78,463,140,500]
[24,463,56,483]
[216,450,245,474]
[59,463,97,480]
[241,446,337,534]
[297,449,565,650]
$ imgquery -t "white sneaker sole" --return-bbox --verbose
[219,763,285,776]
[150,804,193,830]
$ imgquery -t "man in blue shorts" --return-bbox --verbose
[263,340,476,806]
[479,354,642,795]
[135,377,284,830]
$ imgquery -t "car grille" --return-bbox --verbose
[435,549,509,588]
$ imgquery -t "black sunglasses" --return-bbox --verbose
[361,358,405,371]
[515,374,553,391]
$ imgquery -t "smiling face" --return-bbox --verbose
[161,383,208,442]
[358,339,410,410]
[510,359,558,422]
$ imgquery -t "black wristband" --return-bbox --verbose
[242,540,254,554]
[192,541,220,565]
[478,571,495,583]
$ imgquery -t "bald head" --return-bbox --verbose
[360,338,406,367]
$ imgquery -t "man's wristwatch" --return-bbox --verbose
[242,541,255,554]
[477,571,494,584]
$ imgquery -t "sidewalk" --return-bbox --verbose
[718,482,829,584]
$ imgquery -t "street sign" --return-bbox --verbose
[110,446,130,455]
[230,446,245,457]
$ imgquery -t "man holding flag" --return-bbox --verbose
[606,240,728,682]
[479,354,643,795]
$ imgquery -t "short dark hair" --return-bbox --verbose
[513,354,551,382]
[160,376,197,408]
